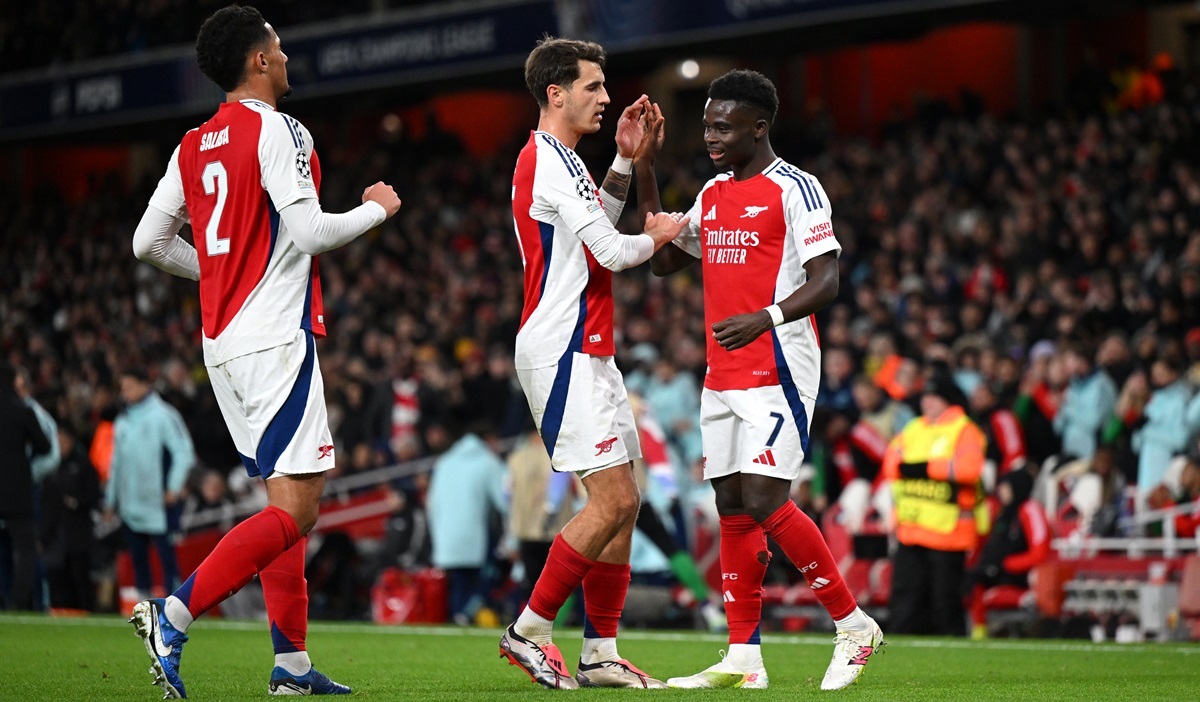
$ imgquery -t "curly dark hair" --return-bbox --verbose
[708,69,779,125]
[196,5,273,93]
[524,35,606,109]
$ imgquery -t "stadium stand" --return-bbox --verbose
[3,0,1200,640]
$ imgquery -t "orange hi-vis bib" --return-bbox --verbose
[883,407,990,551]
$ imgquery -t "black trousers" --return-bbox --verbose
[0,516,38,610]
[47,549,94,611]
[518,540,551,598]
[890,543,967,636]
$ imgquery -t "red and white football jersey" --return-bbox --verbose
[511,131,614,370]
[675,158,841,395]
[148,99,325,366]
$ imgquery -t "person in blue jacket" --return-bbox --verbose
[105,368,195,597]
[1054,343,1117,461]
[1133,357,1197,508]
[426,421,508,624]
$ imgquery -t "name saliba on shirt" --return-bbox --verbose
[199,126,230,152]
[704,227,760,264]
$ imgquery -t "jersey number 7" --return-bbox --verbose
[202,161,230,256]
[767,411,785,447]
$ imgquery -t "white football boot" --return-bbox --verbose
[820,615,885,690]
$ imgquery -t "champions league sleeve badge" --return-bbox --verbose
[295,150,312,181]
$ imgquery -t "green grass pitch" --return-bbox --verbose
[1,614,1197,700]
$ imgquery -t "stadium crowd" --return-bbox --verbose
[0,0,444,72]
[4,62,1200,623]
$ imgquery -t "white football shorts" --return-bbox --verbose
[208,328,335,479]
[517,353,641,475]
[701,384,816,481]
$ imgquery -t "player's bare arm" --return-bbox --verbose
[622,102,694,277]
[599,95,650,201]
[633,102,665,218]
[712,250,838,351]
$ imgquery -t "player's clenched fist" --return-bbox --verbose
[643,211,689,250]
[362,182,402,218]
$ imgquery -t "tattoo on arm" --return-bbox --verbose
[601,169,632,201]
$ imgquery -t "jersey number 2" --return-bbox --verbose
[202,161,230,256]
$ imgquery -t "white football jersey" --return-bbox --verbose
[511,131,616,370]
[148,99,326,366]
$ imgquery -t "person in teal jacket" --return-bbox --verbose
[1054,344,1117,460]
[104,369,195,597]
[1133,358,1198,506]
[16,367,60,483]
[426,424,508,624]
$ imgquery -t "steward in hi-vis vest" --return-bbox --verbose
[881,364,988,636]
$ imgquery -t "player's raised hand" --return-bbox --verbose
[644,211,689,250]
[712,311,774,351]
[633,102,664,164]
[614,94,651,159]
[362,182,402,218]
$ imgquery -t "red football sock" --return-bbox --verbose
[173,506,300,619]
[761,501,857,620]
[528,535,596,621]
[582,560,630,638]
[263,535,308,654]
[720,514,770,645]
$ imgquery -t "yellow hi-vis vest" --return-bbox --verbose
[882,407,990,551]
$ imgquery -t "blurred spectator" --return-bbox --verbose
[336,379,384,455]
[1132,357,1198,509]
[969,381,1026,489]
[506,431,576,600]
[104,368,195,597]
[39,426,102,611]
[378,482,431,572]
[0,362,52,610]
[852,374,915,441]
[1013,342,1063,469]
[641,354,702,467]
[629,395,721,629]
[1053,343,1117,462]
[817,347,856,412]
[1061,445,1126,538]
[426,422,508,625]
[965,469,1050,640]
[881,364,988,636]
[1186,329,1200,386]
[1147,457,1199,538]
[16,365,61,483]
[180,469,236,534]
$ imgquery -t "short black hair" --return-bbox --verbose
[120,367,150,384]
[524,35,606,109]
[708,69,779,125]
[196,5,273,93]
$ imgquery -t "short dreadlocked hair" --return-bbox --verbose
[196,5,273,93]
[708,69,778,125]
[524,35,606,109]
